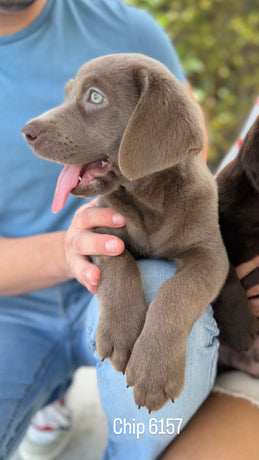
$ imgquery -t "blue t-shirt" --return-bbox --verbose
[0,0,185,304]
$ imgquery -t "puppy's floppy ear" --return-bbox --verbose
[118,67,205,181]
[239,116,259,192]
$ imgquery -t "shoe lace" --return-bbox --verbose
[31,400,71,430]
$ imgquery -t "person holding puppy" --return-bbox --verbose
[0,1,217,459]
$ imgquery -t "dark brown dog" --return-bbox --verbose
[23,53,229,411]
[213,117,259,350]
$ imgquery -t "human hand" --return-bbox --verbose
[65,199,125,293]
[236,256,259,317]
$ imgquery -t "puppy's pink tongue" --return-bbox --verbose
[52,165,82,213]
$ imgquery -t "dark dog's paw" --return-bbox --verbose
[214,266,259,352]
[96,298,147,373]
[126,332,186,412]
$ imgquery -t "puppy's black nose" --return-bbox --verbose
[22,121,42,143]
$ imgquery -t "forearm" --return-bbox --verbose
[0,232,73,296]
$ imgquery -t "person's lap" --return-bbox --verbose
[87,260,219,460]
[0,260,219,460]
[0,281,93,458]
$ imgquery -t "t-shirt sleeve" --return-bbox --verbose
[125,5,186,85]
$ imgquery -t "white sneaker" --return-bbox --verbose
[19,399,72,460]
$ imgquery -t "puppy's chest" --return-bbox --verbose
[97,204,169,257]
[113,206,179,259]
[100,191,192,258]
[120,208,163,257]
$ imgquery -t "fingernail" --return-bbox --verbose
[105,239,119,253]
[112,213,125,225]
[85,269,97,286]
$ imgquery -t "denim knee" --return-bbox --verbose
[86,259,219,460]
[86,259,176,360]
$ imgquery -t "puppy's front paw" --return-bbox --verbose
[96,297,147,373]
[126,332,186,412]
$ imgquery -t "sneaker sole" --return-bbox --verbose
[18,430,72,460]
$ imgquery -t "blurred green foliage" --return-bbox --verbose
[126,0,259,170]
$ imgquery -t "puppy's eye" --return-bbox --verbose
[89,91,105,104]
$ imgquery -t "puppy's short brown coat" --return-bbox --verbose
[23,54,229,411]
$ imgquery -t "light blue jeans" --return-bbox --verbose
[0,260,219,460]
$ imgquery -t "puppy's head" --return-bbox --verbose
[22,53,204,213]
[239,115,259,192]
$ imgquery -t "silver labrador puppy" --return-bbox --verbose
[23,54,229,411]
